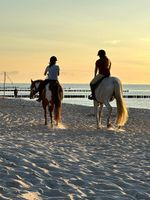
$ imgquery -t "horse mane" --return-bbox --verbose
[35,79,44,83]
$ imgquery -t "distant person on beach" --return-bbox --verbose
[37,56,61,102]
[88,49,111,100]
[14,87,18,98]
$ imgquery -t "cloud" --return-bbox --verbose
[140,38,150,42]
[103,40,121,45]
[120,59,150,67]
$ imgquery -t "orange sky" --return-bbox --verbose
[0,0,150,84]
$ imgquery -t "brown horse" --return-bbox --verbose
[30,79,63,127]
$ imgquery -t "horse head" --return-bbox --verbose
[30,79,42,99]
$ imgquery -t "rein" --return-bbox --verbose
[31,81,41,95]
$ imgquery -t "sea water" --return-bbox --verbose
[63,84,150,109]
[0,83,150,110]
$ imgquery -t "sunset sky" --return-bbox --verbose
[0,0,150,84]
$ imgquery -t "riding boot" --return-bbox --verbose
[88,84,96,100]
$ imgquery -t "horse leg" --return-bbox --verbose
[98,103,103,128]
[48,105,53,128]
[105,102,113,128]
[94,101,103,129]
[44,107,47,125]
[55,110,59,126]
[94,101,99,128]
[54,102,61,126]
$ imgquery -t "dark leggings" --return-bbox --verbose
[39,80,62,98]
[90,75,108,97]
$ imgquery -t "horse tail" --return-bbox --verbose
[54,102,61,122]
[114,80,128,126]
[53,85,62,123]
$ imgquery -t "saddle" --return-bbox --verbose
[37,80,62,102]
[47,80,63,100]
[95,75,107,89]
[88,76,108,100]
[95,76,114,102]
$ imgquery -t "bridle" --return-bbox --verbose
[30,81,41,98]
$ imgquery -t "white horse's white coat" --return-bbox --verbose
[94,76,128,129]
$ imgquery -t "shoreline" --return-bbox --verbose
[0,98,149,199]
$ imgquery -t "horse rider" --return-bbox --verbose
[14,87,18,98]
[37,56,61,102]
[88,49,111,100]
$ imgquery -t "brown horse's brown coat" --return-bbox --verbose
[30,80,63,127]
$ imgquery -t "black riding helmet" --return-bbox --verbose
[50,56,57,63]
[97,49,106,57]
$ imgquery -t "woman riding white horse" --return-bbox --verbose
[88,49,111,100]
[89,49,128,129]
[94,76,128,129]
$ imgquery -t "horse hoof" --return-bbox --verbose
[107,123,113,129]
[55,121,58,126]
[97,126,102,129]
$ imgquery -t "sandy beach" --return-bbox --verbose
[0,98,149,200]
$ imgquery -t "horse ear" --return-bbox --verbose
[31,79,33,83]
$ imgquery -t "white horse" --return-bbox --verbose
[94,76,128,129]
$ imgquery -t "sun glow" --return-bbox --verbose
[0,0,150,84]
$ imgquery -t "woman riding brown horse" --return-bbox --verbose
[30,79,63,127]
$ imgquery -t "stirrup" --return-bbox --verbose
[36,98,41,102]
[88,94,95,100]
